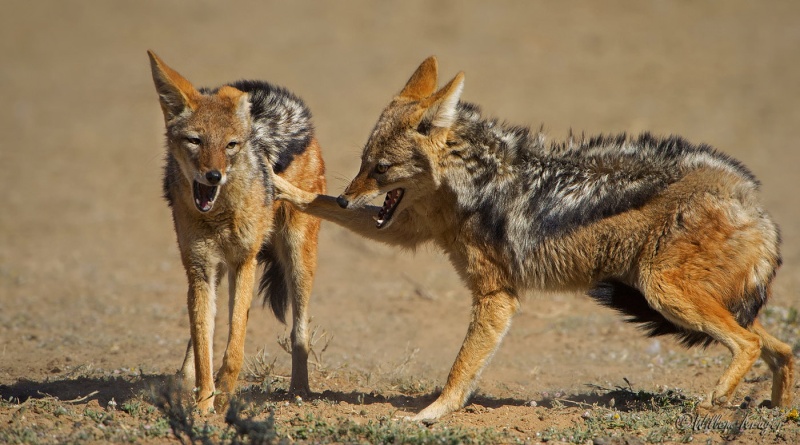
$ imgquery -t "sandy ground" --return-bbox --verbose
[1,1,799,443]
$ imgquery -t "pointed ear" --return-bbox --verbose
[235,92,251,122]
[422,72,464,129]
[398,56,438,100]
[147,50,199,120]
[217,85,251,122]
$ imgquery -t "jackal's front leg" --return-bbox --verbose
[183,266,218,414]
[214,255,257,412]
[412,290,519,421]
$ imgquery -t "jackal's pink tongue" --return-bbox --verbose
[193,181,219,212]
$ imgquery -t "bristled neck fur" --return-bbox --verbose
[436,102,546,211]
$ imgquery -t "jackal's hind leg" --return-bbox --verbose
[704,321,761,408]
[275,206,321,396]
[645,276,762,409]
[750,320,794,407]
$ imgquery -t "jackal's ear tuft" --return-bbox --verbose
[235,92,251,123]
[423,72,464,129]
[147,50,200,120]
[399,56,438,100]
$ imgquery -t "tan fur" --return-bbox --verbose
[148,51,325,413]
[273,57,794,420]
[635,170,786,408]
[399,56,439,100]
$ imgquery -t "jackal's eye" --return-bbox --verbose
[375,163,390,174]
[185,137,202,146]
[226,141,239,151]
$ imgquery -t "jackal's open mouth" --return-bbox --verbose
[373,188,404,229]
[193,180,219,213]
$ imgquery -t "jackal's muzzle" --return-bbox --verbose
[193,180,219,212]
[192,170,224,213]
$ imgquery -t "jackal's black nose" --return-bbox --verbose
[205,170,222,185]
[336,195,349,209]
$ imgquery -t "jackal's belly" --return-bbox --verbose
[509,212,650,292]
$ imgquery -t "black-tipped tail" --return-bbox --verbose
[257,246,288,324]
[588,281,716,348]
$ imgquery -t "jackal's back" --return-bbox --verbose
[448,105,757,236]
[444,104,767,285]
[531,132,759,236]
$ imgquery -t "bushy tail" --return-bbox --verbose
[588,281,716,348]
[257,245,289,324]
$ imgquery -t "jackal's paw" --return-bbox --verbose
[696,395,737,414]
[408,401,456,423]
[195,397,216,416]
[401,415,438,426]
[272,174,315,208]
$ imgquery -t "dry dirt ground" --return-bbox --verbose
[2,1,800,444]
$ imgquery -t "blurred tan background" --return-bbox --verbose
[1,1,798,401]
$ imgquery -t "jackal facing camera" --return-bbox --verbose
[148,51,325,413]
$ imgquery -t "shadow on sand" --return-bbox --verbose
[1,374,692,415]
[0,374,169,407]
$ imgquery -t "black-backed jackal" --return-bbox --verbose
[274,57,794,420]
[148,51,325,413]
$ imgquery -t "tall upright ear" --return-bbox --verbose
[147,50,199,121]
[398,56,438,100]
[422,72,464,129]
[217,85,251,123]
[235,92,251,123]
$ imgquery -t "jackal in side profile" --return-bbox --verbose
[274,56,794,420]
[148,51,325,413]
